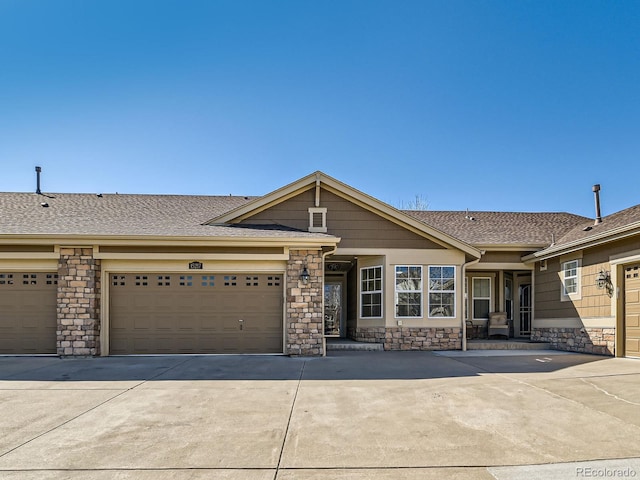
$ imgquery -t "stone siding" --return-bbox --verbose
[286,249,324,356]
[531,327,614,356]
[351,327,462,351]
[57,248,101,356]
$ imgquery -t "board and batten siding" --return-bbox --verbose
[240,188,445,250]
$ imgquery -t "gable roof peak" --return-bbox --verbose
[205,171,481,258]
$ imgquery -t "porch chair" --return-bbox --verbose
[488,312,509,339]
[465,320,474,340]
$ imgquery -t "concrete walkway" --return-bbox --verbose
[0,351,639,479]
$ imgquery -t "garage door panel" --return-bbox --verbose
[625,266,640,358]
[109,273,283,354]
[0,272,57,354]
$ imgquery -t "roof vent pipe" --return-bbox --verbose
[35,166,42,195]
[593,184,602,225]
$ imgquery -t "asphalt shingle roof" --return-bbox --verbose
[0,192,332,239]
[2,191,637,251]
[549,203,640,248]
[404,210,590,246]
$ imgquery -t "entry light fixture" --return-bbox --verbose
[300,266,310,285]
[595,269,612,296]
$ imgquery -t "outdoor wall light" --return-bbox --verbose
[300,266,311,285]
[595,269,613,296]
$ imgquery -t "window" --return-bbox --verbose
[361,266,382,318]
[428,266,455,318]
[562,259,580,297]
[395,266,422,317]
[472,277,491,320]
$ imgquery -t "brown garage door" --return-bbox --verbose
[109,273,283,354]
[625,265,640,358]
[0,272,58,354]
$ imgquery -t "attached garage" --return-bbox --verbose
[109,272,284,354]
[624,264,640,358]
[0,272,58,354]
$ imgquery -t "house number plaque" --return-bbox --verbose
[189,261,203,270]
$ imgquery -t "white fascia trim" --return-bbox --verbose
[476,244,547,252]
[0,234,340,247]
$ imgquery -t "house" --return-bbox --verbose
[0,171,638,358]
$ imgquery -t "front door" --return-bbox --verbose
[515,275,532,338]
[324,281,344,337]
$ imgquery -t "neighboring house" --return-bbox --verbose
[0,171,638,358]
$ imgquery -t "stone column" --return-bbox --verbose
[286,249,323,356]
[57,247,101,356]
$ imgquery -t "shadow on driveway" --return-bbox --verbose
[0,351,607,382]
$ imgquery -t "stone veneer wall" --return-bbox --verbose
[57,248,101,356]
[351,327,462,351]
[531,327,614,356]
[286,249,323,356]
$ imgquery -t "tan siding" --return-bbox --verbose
[533,238,638,320]
[599,236,640,259]
[241,188,444,250]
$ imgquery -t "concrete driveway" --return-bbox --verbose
[0,351,639,479]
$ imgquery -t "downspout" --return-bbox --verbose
[321,244,338,357]
[461,252,483,351]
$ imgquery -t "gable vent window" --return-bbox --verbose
[308,207,327,233]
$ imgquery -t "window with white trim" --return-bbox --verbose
[361,266,383,318]
[562,259,580,298]
[472,277,491,320]
[428,266,455,318]
[395,266,422,317]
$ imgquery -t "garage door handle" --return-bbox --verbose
[239,319,244,330]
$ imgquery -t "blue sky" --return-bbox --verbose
[1,0,638,218]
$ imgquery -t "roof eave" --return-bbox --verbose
[522,222,640,263]
[0,233,341,247]
[475,243,548,252]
